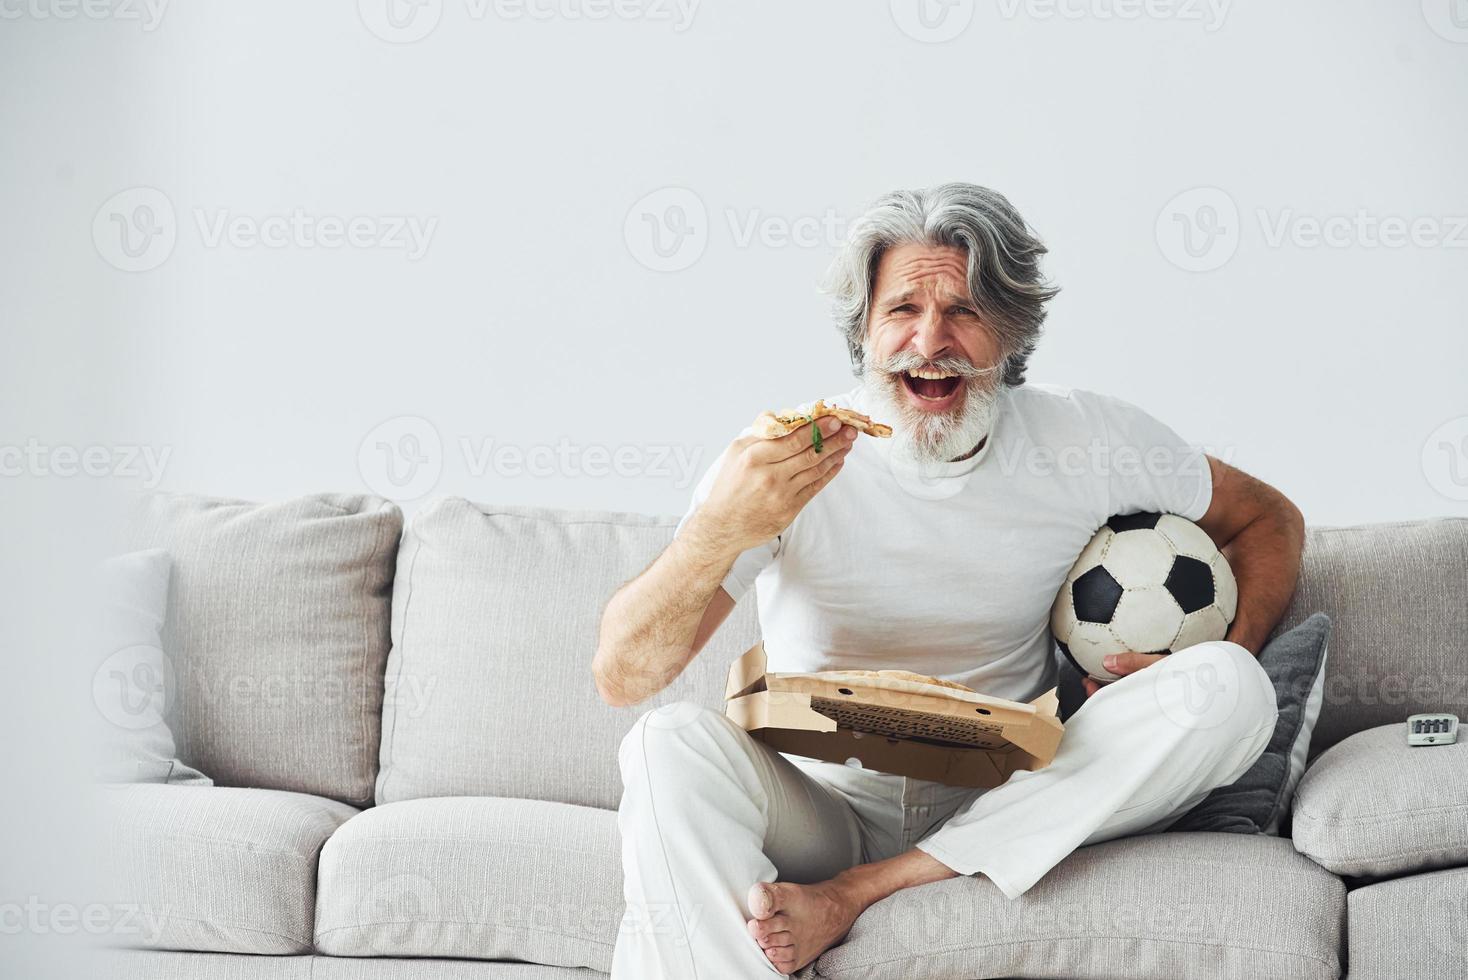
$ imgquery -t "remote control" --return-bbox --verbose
[1406,713,1459,746]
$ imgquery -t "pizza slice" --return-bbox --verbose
[752,399,893,440]
[827,668,973,692]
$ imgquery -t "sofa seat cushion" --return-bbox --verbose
[815,832,1345,980]
[99,784,358,954]
[1344,866,1468,979]
[1291,723,1468,877]
[314,797,621,971]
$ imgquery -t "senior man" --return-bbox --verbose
[593,183,1305,978]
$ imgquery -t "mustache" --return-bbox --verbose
[865,349,1001,381]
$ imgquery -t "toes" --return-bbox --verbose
[748,881,787,919]
[755,928,793,950]
[763,944,796,971]
[747,912,791,942]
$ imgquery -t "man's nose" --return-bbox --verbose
[909,309,952,361]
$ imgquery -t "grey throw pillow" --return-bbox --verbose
[1167,612,1331,835]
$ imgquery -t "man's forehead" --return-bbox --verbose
[875,244,972,299]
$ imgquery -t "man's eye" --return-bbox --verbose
[890,304,916,314]
[951,306,977,317]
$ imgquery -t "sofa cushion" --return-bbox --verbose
[129,492,401,806]
[1291,722,1468,877]
[1268,518,1468,758]
[95,949,606,979]
[815,832,1344,980]
[91,548,212,786]
[375,499,760,810]
[98,784,357,954]
[1169,612,1330,835]
[314,797,621,971]
[1344,866,1468,979]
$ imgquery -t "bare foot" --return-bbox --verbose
[745,878,862,976]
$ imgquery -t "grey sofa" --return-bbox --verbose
[96,494,1468,979]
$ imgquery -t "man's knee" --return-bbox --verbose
[618,700,729,772]
[1151,640,1277,743]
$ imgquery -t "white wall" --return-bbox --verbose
[6,0,1468,528]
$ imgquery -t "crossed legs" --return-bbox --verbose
[610,640,1277,978]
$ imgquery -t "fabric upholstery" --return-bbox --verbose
[1344,867,1468,979]
[91,548,211,786]
[1291,722,1468,877]
[98,784,358,955]
[375,499,759,810]
[129,492,401,806]
[94,950,603,979]
[1169,612,1330,834]
[814,832,1345,980]
[315,797,621,970]
[1268,518,1468,758]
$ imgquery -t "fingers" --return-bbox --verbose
[785,424,857,481]
[1081,677,1102,699]
[746,416,843,464]
[1102,652,1166,676]
[792,451,846,504]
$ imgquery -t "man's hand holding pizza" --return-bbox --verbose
[693,416,856,552]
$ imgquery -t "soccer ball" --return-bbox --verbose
[1050,512,1237,681]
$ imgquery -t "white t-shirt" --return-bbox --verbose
[676,383,1213,704]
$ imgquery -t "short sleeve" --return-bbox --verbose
[1079,390,1213,522]
[674,442,779,602]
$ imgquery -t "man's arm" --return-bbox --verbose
[1193,453,1306,655]
[592,417,854,707]
[592,520,739,708]
[1090,453,1305,689]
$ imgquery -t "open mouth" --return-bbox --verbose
[899,368,962,408]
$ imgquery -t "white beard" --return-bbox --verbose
[861,362,1004,465]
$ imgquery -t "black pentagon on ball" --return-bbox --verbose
[1164,554,1215,614]
[1106,511,1162,533]
[1055,638,1089,678]
[1072,565,1124,623]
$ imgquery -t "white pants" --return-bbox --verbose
[610,640,1277,980]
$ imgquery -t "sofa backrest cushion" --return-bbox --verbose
[129,492,401,806]
[1269,518,1467,759]
[376,499,759,811]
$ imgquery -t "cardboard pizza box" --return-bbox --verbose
[724,642,1065,789]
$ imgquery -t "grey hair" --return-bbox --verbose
[824,183,1059,386]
